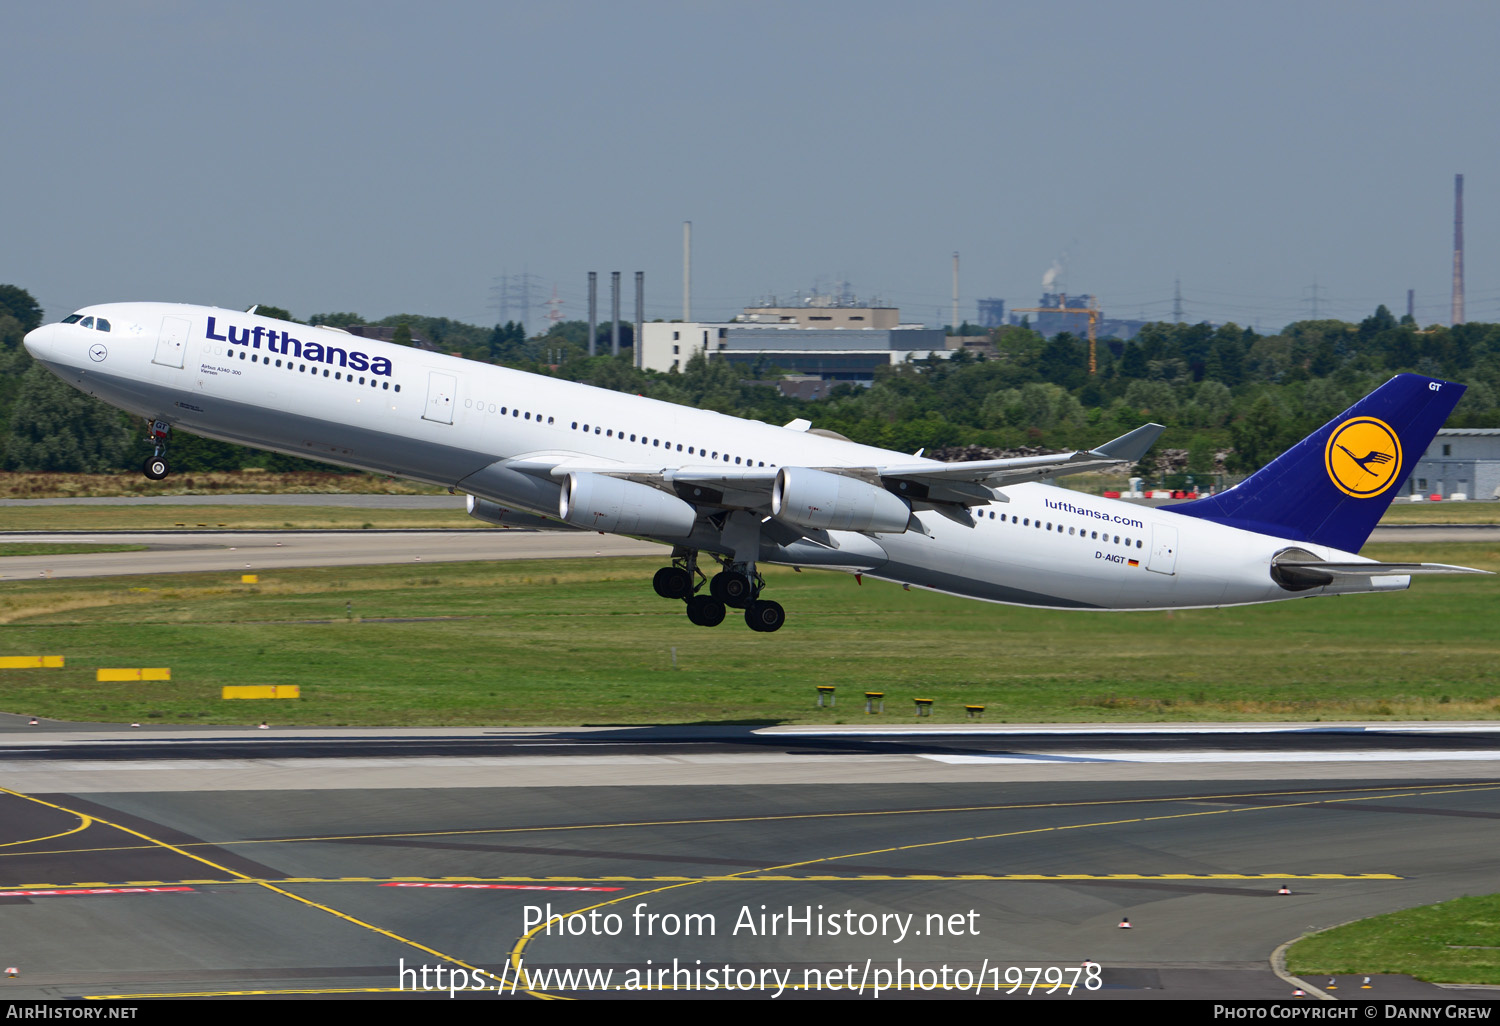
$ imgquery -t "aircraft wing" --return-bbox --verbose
[500,423,1165,516]
[869,422,1165,505]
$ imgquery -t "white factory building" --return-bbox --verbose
[1404,428,1500,501]
[638,304,948,381]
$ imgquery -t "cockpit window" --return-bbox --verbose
[95,318,110,332]
[62,314,83,324]
[79,317,94,328]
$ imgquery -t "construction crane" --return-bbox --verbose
[1012,294,1100,374]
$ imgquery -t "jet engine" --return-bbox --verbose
[771,467,911,534]
[559,472,698,537]
[466,495,579,531]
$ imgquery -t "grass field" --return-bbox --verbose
[0,540,1495,727]
[0,505,477,532]
[0,498,1492,534]
[0,471,443,499]
[1287,895,1500,986]
[0,543,147,556]
[1375,502,1500,524]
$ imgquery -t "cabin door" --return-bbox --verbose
[423,372,457,424]
[153,316,189,368]
[1147,523,1178,575]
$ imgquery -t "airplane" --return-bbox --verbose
[22,302,1487,632]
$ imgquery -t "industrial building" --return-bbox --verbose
[1008,292,1148,340]
[976,298,1006,328]
[737,303,901,329]
[1404,428,1500,500]
[638,315,947,381]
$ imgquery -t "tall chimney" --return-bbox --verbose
[610,271,621,357]
[951,252,959,333]
[634,271,644,370]
[683,221,692,322]
[587,271,597,357]
[1453,173,1465,326]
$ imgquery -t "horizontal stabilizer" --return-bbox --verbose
[1270,551,1489,590]
[1276,561,1490,577]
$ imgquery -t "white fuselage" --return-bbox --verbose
[24,302,1405,610]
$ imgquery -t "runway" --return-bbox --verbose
[0,494,466,508]
[1,515,1496,1000]
[0,530,663,579]
[0,524,1490,581]
[1,723,1498,1000]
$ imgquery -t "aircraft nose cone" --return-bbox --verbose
[23,323,56,361]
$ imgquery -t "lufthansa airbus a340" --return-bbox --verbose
[22,302,1486,632]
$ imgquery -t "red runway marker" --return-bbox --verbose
[379,883,623,892]
[0,887,195,898]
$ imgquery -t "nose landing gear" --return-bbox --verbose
[142,420,172,480]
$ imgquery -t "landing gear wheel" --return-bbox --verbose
[719,573,756,609]
[709,572,729,603]
[653,566,692,599]
[686,594,726,627]
[144,420,172,481]
[745,600,785,633]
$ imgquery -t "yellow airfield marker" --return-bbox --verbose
[0,656,64,669]
[96,668,170,682]
[222,686,300,700]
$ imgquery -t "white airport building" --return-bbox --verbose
[1405,428,1500,500]
[639,305,948,381]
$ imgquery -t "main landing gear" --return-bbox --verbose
[142,420,172,480]
[653,549,786,632]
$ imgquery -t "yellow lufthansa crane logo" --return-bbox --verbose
[1324,417,1402,498]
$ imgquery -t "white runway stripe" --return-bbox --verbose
[921,750,1500,764]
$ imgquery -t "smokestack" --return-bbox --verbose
[610,271,621,357]
[951,252,959,334]
[1407,288,1415,323]
[683,221,692,322]
[634,271,644,370]
[587,271,597,357]
[1452,174,1465,326]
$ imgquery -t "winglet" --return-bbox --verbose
[1091,423,1165,463]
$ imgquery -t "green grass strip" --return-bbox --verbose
[0,543,148,556]
[0,540,1494,727]
[1288,894,1500,985]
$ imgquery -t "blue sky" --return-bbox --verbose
[5,1,1498,331]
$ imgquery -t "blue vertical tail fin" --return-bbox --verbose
[1171,373,1465,552]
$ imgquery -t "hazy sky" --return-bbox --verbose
[5,1,1498,331]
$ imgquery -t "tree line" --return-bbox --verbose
[1,285,1495,476]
